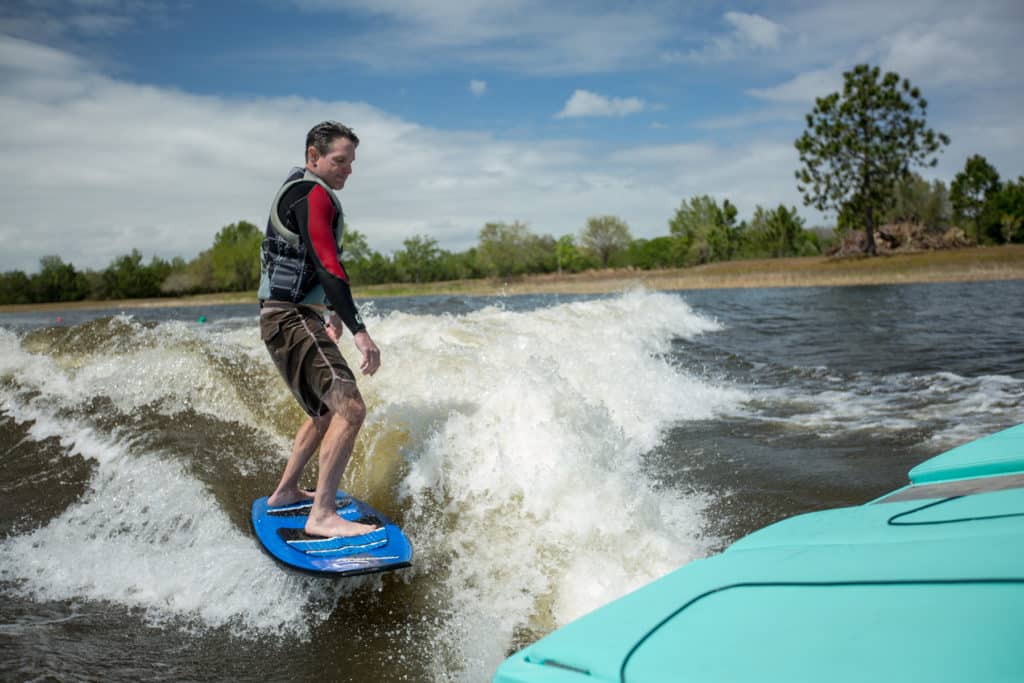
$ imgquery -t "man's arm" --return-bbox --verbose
[301,185,380,375]
[299,184,365,334]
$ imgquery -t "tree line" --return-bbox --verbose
[0,220,263,304]
[0,201,831,304]
[2,62,1022,305]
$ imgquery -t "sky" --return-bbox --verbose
[1,0,1022,272]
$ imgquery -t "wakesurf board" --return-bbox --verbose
[251,491,412,577]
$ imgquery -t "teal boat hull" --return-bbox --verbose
[494,424,1024,682]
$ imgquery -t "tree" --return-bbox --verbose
[340,229,402,284]
[433,250,477,281]
[100,249,164,299]
[33,255,88,302]
[555,235,590,273]
[668,195,741,264]
[0,270,32,305]
[748,206,808,258]
[708,199,742,261]
[579,215,632,268]
[795,64,949,255]
[342,228,372,263]
[525,233,557,274]
[351,252,398,285]
[626,236,685,269]
[160,256,197,295]
[210,220,262,291]
[992,177,1024,244]
[476,221,553,277]
[883,173,952,231]
[394,234,440,283]
[950,155,1001,244]
[185,250,216,293]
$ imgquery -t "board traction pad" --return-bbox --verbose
[266,497,353,517]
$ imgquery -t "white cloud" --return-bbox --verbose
[469,79,487,96]
[556,90,646,119]
[282,0,680,74]
[0,31,86,76]
[776,1,1022,90]
[724,11,783,49]
[0,0,172,43]
[879,21,1003,88]
[664,10,785,64]
[740,2,1019,112]
[747,68,843,105]
[695,108,799,130]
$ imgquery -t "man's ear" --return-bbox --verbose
[306,145,318,164]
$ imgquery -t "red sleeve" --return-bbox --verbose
[307,185,348,281]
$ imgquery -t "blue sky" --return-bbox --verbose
[1,0,1022,271]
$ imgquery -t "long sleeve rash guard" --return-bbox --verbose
[299,184,365,334]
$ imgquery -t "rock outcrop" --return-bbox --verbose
[828,223,971,257]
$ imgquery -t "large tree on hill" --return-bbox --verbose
[795,64,949,255]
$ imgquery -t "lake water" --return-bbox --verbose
[1,281,1022,681]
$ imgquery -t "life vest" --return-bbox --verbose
[257,168,345,305]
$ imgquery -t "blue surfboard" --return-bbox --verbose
[251,491,413,577]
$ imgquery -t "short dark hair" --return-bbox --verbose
[305,121,360,158]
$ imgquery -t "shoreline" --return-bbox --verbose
[2,245,1022,314]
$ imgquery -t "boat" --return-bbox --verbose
[494,423,1024,682]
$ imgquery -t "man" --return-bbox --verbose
[258,121,380,539]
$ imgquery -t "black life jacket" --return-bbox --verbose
[258,168,345,304]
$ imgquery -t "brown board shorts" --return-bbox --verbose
[260,303,356,417]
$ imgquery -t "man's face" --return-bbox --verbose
[308,137,356,190]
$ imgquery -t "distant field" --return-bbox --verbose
[3,245,1022,313]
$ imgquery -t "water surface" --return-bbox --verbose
[1,281,1021,681]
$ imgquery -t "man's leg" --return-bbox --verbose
[304,382,378,538]
[267,414,330,507]
[301,382,378,536]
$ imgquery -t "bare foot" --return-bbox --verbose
[305,513,379,538]
[267,488,316,508]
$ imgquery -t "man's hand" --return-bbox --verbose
[325,312,343,343]
[352,330,381,376]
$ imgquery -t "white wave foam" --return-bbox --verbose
[0,397,375,638]
[1,326,359,638]
[747,368,1024,445]
[1,290,740,669]
[353,289,741,678]
[3,317,292,458]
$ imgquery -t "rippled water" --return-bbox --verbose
[1,281,1021,681]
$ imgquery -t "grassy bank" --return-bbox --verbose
[2,245,1022,313]
[363,244,1024,298]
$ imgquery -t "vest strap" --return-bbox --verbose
[268,170,344,248]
